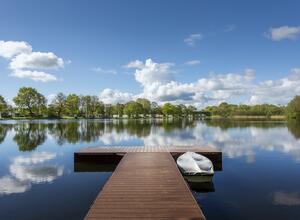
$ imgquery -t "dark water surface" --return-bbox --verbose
[0,119,300,220]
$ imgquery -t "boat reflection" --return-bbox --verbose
[187,179,215,193]
[74,152,222,195]
[74,162,117,172]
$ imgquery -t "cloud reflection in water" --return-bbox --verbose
[273,191,300,206]
[95,121,300,162]
[0,152,63,195]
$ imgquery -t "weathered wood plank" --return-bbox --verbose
[78,145,219,153]
[85,152,206,220]
[74,145,222,170]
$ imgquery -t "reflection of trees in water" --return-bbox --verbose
[287,120,300,139]
[79,120,105,142]
[8,119,199,148]
[47,119,198,144]
[106,120,151,138]
[204,119,286,130]
[13,123,47,151]
[48,121,80,144]
[105,119,196,137]
[48,120,105,145]
[160,119,196,132]
[0,124,13,144]
[47,123,66,145]
[204,119,300,139]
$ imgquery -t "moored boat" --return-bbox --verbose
[177,151,214,183]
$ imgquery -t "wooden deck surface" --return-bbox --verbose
[85,152,206,220]
[78,145,219,154]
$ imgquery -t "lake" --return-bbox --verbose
[0,119,300,220]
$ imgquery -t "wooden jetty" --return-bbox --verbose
[75,146,222,170]
[74,146,222,220]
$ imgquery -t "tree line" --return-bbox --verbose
[204,96,300,119]
[0,87,198,119]
[204,102,285,117]
[1,87,300,119]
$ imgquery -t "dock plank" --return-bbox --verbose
[74,145,222,171]
[85,152,205,220]
[78,145,219,153]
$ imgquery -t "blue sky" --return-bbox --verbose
[1,0,300,107]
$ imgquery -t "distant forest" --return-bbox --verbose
[0,87,300,119]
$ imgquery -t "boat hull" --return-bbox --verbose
[183,174,213,183]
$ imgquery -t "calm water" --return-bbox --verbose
[0,119,300,220]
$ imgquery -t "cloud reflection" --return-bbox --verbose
[0,176,30,195]
[0,152,63,195]
[2,120,300,165]
[97,121,300,162]
[273,191,300,206]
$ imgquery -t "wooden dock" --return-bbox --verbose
[75,145,222,170]
[85,152,206,220]
[75,146,222,219]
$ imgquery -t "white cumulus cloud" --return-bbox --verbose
[250,68,300,105]
[10,69,57,82]
[124,60,144,69]
[99,58,300,108]
[141,81,196,102]
[10,52,64,69]
[0,40,64,82]
[0,40,32,59]
[99,88,134,104]
[266,26,300,41]
[126,58,174,86]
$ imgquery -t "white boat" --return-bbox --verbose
[177,152,214,182]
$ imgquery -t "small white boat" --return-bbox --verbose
[177,152,214,182]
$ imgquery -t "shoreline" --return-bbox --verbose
[0,115,287,121]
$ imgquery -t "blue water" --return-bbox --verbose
[0,119,299,220]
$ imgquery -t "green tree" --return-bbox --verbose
[0,95,8,118]
[66,94,80,117]
[13,87,46,117]
[218,102,232,117]
[136,98,151,116]
[150,102,162,116]
[104,104,113,118]
[90,96,101,117]
[162,103,176,117]
[286,96,300,119]
[50,92,66,118]
[204,102,285,117]
[187,105,197,116]
[80,95,103,118]
[80,95,92,118]
[95,100,105,117]
[178,104,187,116]
[123,101,143,118]
[113,103,124,117]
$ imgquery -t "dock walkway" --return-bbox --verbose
[75,146,222,169]
[85,152,206,220]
